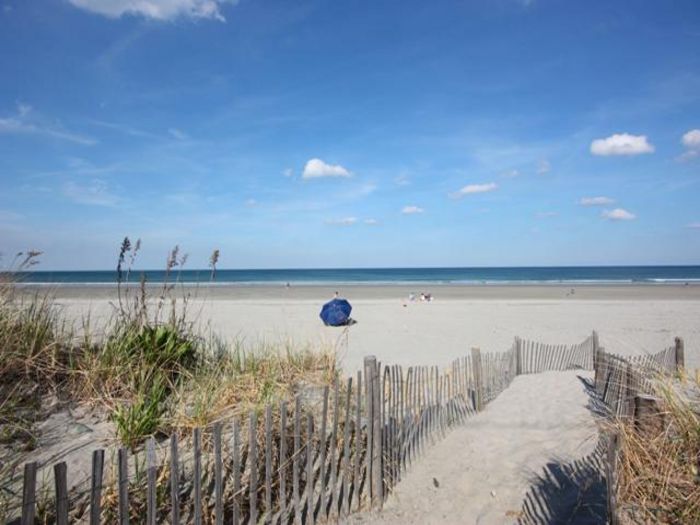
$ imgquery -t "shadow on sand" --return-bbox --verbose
[516,375,609,524]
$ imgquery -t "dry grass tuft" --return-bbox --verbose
[614,373,700,524]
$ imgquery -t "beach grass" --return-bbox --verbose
[614,374,700,523]
[0,240,338,452]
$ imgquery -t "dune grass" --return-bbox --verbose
[614,373,700,524]
[0,240,338,454]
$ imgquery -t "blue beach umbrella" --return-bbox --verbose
[319,298,352,326]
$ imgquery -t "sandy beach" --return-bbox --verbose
[45,284,700,372]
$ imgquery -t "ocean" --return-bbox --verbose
[11,266,700,286]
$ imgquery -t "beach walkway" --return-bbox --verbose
[348,370,602,525]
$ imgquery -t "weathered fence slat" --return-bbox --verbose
[146,437,157,525]
[193,427,202,525]
[306,414,315,525]
[328,377,340,518]
[264,405,273,524]
[318,385,329,519]
[117,449,129,525]
[170,434,180,525]
[214,422,224,525]
[293,396,302,523]
[232,419,241,525]
[54,462,69,525]
[341,376,353,516]
[21,461,37,525]
[279,401,288,521]
[249,410,259,525]
[354,369,362,511]
[90,449,104,525]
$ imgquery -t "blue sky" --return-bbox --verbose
[1,0,699,270]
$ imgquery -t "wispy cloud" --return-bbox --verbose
[0,103,96,145]
[536,211,558,218]
[364,218,379,225]
[168,127,188,140]
[678,129,700,161]
[601,208,636,221]
[402,205,424,214]
[282,168,294,178]
[62,179,119,207]
[302,158,352,179]
[536,159,551,175]
[88,119,160,140]
[0,210,23,223]
[394,174,410,187]
[449,182,498,199]
[68,0,237,22]
[501,169,520,178]
[580,196,615,206]
[687,222,700,229]
[341,183,376,200]
[590,133,654,156]
[325,217,358,226]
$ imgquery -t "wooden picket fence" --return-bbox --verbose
[592,337,685,525]
[10,333,599,524]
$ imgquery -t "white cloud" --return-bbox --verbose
[536,211,558,218]
[364,218,379,225]
[402,205,424,215]
[682,129,700,148]
[245,198,257,207]
[678,129,700,161]
[168,127,188,140]
[63,180,118,207]
[536,159,551,175]
[68,0,237,22]
[590,133,654,156]
[580,196,615,206]
[302,158,351,179]
[0,103,96,145]
[282,168,293,178]
[687,222,700,229]
[601,208,636,221]
[449,182,498,199]
[325,217,357,226]
[502,169,520,178]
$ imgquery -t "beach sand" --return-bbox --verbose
[348,370,601,525]
[12,284,698,522]
[48,284,700,372]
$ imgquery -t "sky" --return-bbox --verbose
[1,0,699,270]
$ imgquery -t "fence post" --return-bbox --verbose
[471,348,483,412]
[634,395,665,436]
[21,462,37,525]
[674,337,685,372]
[515,337,522,376]
[364,356,383,510]
[592,330,599,372]
[90,449,105,525]
[606,433,620,525]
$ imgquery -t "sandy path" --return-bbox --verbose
[348,370,599,525]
